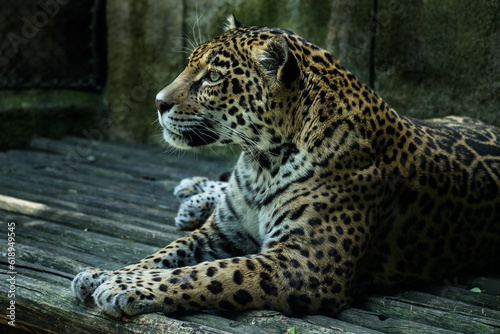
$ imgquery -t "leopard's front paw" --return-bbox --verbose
[173,176,227,230]
[92,274,165,317]
[174,176,210,200]
[175,193,219,230]
[71,268,113,303]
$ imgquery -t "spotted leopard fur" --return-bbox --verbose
[72,15,500,317]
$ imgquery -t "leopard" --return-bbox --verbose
[72,15,500,317]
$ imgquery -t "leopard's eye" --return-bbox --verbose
[209,71,221,82]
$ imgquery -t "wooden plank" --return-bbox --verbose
[0,212,156,273]
[397,290,500,320]
[0,184,182,237]
[0,181,179,226]
[178,313,278,334]
[28,136,235,180]
[337,308,459,334]
[428,286,500,311]
[1,150,183,203]
[3,212,158,256]
[0,169,182,223]
[227,310,378,334]
[303,315,385,333]
[0,195,178,248]
[361,294,500,333]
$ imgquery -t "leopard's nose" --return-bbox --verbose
[156,99,174,115]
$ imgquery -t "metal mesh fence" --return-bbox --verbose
[0,0,106,91]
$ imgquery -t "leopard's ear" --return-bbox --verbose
[224,14,243,31]
[257,37,299,88]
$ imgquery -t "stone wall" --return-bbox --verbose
[104,0,499,143]
[373,0,500,124]
[105,0,184,142]
[0,90,103,149]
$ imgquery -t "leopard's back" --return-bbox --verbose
[360,115,500,285]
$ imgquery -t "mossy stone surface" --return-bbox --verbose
[105,0,185,143]
[374,0,500,125]
[0,90,103,149]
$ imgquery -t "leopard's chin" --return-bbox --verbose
[163,128,191,149]
[163,124,220,148]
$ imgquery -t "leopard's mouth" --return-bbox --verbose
[162,126,189,149]
[158,111,190,147]
[158,111,179,135]
[162,119,220,148]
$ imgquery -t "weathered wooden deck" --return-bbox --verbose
[1,136,500,333]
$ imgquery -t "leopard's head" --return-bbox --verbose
[156,15,301,150]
